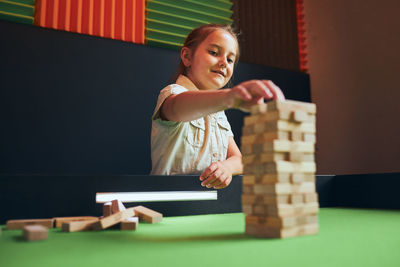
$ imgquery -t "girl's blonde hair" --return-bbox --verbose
[173,24,240,83]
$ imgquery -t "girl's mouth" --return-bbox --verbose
[211,70,225,77]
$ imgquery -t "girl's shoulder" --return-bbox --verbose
[159,83,188,96]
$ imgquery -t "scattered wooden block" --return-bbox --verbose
[111,199,126,214]
[133,206,163,224]
[54,216,99,228]
[6,219,54,230]
[92,208,135,230]
[121,217,139,231]
[103,202,112,217]
[23,225,48,241]
[62,219,99,232]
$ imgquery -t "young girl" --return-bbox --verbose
[151,24,285,189]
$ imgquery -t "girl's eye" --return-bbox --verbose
[209,50,217,56]
[227,58,234,64]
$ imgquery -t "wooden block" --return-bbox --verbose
[292,182,316,194]
[289,152,314,162]
[250,103,267,115]
[241,194,290,205]
[242,124,254,135]
[245,223,318,238]
[304,193,319,203]
[254,203,295,217]
[103,202,112,217]
[133,206,163,224]
[263,140,314,153]
[291,110,308,122]
[62,219,99,232]
[92,208,135,230]
[242,204,253,215]
[244,110,291,125]
[7,219,54,230]
[267,100,317,114]
[54,216,99,228]
[245,215,297,228]
[297,214,318,225]
[254,183,292,195]
[242,184,255,194]
[243,152,288,166]
[243,173,291,185]
[290,141,315,153]
[290,131,303,141]
[241,144,253,155]
[300,202,319,214]
[111,199,126,214]
[291,173,315,183]
[23,225,48,241]
[121,217,139,231]
[290,194,304,204]
[241,131,289,146]
[265,120,316,134]
[304,133,316,143]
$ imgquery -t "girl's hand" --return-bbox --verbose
[228,80,285,111]
[199,161,233,189]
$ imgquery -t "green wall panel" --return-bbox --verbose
[0,0,34,25]
[145,0,233,50]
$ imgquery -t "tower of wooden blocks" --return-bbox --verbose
[241,100,319,238]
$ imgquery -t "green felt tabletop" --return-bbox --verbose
[0,208,399,267]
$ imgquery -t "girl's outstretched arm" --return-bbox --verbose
[160,80,285,122]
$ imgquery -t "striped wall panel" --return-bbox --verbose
[296,0,307,72]
[0,0,35,24]
[34,0,145,44]
[145,0,233,50]
[232,0,300,71]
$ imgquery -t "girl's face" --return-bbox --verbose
[184,29,237,90]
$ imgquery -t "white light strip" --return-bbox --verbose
[96,191,218,203]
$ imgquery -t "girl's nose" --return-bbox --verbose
[219,57,227,68]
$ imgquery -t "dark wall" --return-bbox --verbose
[0,20,310,175]
[233,0,300,71]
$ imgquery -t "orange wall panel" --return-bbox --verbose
[34,0,145,44]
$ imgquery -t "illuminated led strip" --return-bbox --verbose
[96,191,217,203]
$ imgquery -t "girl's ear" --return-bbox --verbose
[181,47,192,68]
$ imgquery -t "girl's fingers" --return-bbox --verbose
[208,174,226,188]
[202,168,223,187]
[241,80,273,99]
[200,163,218,181]
[235,85,252,101]
[213,176,232,189]
[262,80,285,101]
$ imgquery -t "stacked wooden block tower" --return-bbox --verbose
[241,100,319,238]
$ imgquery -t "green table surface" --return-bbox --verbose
[1,208,399,267]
